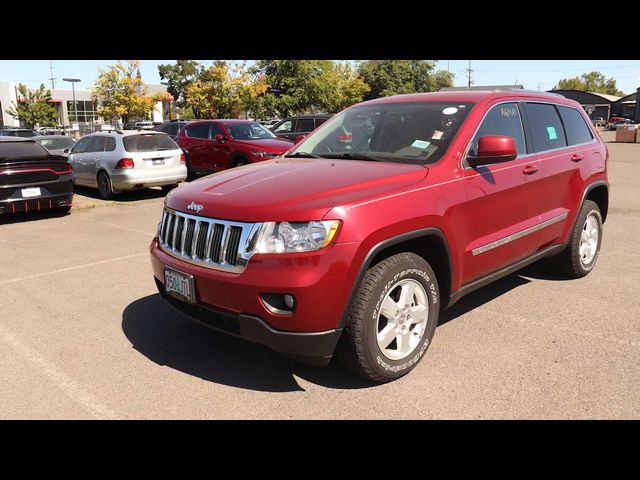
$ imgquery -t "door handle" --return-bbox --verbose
[571,153,584,162]
[522,165,539,175]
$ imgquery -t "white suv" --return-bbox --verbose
[67,130,187,199]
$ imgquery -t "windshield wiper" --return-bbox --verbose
[319,152,379,162]
[284,152,319,158]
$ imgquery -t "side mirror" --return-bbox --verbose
[294,134,306,144]
[214,134,226,142]
[64,148,71,154]
[467,135,517,168]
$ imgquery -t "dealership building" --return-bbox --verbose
[548,89,640,122]
[0,81,171,129]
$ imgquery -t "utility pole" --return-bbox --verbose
[537,83,541,91]
[466,60,473,87]
[48,61,56,90]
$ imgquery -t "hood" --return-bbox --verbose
[167,158,428,222]
[234,138,294,152]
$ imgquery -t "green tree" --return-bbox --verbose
[434,69,455,90]
[555,71,625,96]
[357,60,440,100]
[318,62,370,113]
[93,60,167,126]
[5,83,59,128]
[157,60,202,112]
[185,62,267,119]
[247,60,337,118]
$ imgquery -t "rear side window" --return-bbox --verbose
[0,141,49,161]
[294,118,315,132]
[123,134,179,152]
[469,102,527,156]
[105,137,116,152]
[162,124,179,136]
[558,106,593,146]
[315,118,328,128]
[524,103,567,152]
[186,124,210,139]
[86,136,106,153]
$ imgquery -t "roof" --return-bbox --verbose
[0,137,34,142]
[34,135,75,140]
[360,90,566,106]
[589,92,621,102]
[440,85,524,91]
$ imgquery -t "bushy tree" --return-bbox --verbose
[158,60,201,111]
[5,83,59,128]
[555,71,625,96]
[93,60,167,125]
[185,61,267,119]
[357,60,440,100]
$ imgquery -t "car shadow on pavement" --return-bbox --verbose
[0,207,70,225]
[74,185,166,202]
[122,294,376,393]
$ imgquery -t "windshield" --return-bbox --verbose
[224,122,276,140]
[123,133,179,152]
[36,137,76,150]
[288,101,474,165]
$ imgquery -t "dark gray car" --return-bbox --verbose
[270,114,331,141]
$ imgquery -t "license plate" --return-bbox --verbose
[146,158,165,165]
[164,268,195,304]
[21,187,41,198]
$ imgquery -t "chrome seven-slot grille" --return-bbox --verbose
[158,208,258,273]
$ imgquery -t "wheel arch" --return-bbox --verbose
[230,152,250,166]
[584,181,609,223]
[338,227,453,329]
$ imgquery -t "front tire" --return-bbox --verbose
[97,171,114,200]
[552,199,603,278]
[337,252,440,383]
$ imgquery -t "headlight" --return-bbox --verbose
[254,220,340,253]
[252,151,279,158]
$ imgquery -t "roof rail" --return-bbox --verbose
[100,128,123,134]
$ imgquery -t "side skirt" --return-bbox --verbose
[447,243,565,308]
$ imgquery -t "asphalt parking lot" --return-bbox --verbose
[1,129,638,419]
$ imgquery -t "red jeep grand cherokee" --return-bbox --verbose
[150,90,608,382]
[175,119,294,179]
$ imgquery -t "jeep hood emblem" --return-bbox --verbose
[187,201,204,213]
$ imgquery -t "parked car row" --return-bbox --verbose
[607,118,635,130]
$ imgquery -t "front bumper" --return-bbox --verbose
[150,236,362,360]
[155,278,342,365]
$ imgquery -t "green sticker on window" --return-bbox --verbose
[547,126,558,140]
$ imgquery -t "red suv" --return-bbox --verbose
[175,119,294,179]
[150,91,608,382]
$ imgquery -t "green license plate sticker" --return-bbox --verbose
[547,126,558,140]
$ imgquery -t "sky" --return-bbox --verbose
[0,60,639,95]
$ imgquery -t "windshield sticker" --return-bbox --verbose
[547,126,558,140]
[432,130,443,140]
[411,140,431,149]
[443,107,458,115]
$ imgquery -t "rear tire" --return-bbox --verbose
[232,156,249,168]
[161,184,178,194]
[97,171,114,200]
[551,200,603,278]
[336,252,439,383]
[185,153,196,181]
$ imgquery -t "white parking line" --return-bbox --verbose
[79,217,154,237]
[0,252,148,286]
[0,324,119,419]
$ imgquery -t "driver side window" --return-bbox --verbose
[71,137,89,154]
[469,103,527,157]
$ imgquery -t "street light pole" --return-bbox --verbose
[62,78,80,136]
